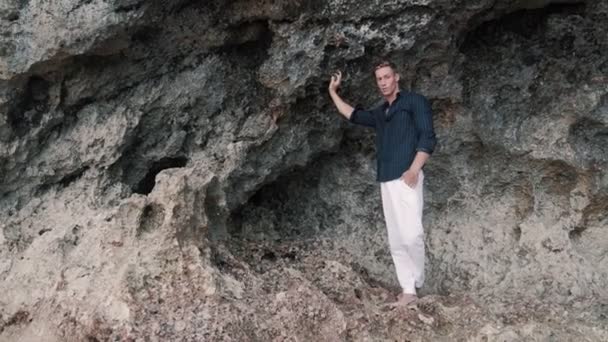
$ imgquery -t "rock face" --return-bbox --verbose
[1,0,607,340]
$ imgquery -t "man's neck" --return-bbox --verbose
[385,89,400,105]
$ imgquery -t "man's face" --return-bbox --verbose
[375,66,399,97]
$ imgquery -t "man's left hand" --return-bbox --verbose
[401,169,419,189]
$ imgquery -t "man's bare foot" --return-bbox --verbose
[381,293,418,309]
[395,293,418,306]
[397,292,418,305]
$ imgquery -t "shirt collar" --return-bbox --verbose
[382,91,403,109]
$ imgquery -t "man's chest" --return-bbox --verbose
[377,102,414,130]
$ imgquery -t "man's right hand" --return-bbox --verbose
[329,70,342,93]
[328,70,354,119]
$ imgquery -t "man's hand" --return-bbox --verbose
[327,70,354,119]
[401,169,419,189]
[329,70,342,93]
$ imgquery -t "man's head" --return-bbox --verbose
[374,61,400,98]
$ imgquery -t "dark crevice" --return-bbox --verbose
[61,96,96,117]
[35,166,90,195]
[133,157,188,195]
[38,228,52,236]
[8,76,51,137]
[114,0,145,13]
[171,0,222,16]
[7,12,19,21]
[0,310,31,333]
[460,2,587,53]
[137,203,165,236]
[58,166,89,188]
[130,26,162,45]
[513,226,522,242]
[569,226,585,241]
[210,20,273,66]
[67,0,94,15]
[261,250,277,262]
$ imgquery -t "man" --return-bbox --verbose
[328,61,436,305]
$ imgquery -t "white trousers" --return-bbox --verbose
[380,171,425,295]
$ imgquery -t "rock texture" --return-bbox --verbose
[1,0,607,340]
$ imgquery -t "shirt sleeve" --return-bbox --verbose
[349,105,376,128]
[411,95,437,154]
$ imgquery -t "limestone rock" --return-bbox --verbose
[1,0,607,340]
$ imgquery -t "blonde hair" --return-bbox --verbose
[373,60,398,76]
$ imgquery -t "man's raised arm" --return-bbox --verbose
[328,71,354,119]
[328,71,376,128]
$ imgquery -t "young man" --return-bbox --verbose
[328,61,436,305]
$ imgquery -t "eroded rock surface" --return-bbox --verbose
[1,0,607,340]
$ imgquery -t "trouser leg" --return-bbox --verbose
[380,171,425,294]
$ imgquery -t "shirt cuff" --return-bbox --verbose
[349,106,362,123]
[416,147,433,154]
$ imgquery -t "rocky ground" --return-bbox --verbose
[1,0,607,340]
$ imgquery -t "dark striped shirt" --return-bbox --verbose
[349,91,437,182]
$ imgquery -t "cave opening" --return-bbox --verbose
[227,158,328,242]
[462,1,587,51]
[132,156,189,195]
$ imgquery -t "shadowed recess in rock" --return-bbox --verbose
[7,76,50,137]
[137,203,165,236]
[133,156,189,195]
[2,0,608,340]
[227,159,328,241]
[568,117,608,165]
